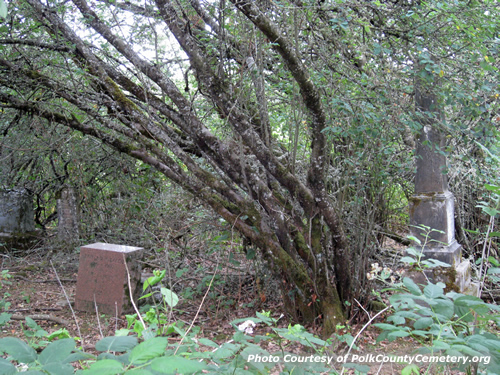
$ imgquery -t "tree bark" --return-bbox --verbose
[0,0,358,335]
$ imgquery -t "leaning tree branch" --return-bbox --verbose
[230,0,328,188]
[0,38,75,52]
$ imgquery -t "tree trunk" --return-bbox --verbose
[0,0,357,334]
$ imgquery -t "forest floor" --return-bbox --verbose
[0,238,496,374]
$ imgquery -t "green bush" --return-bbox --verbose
[375,278,500,374]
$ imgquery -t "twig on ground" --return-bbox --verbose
[94,294,104,339]
[50,260,84,351]
[11,313,69,326]
[7,308,62,312]
[13,275,76,283]
[123,255,146,331]
[340,306,390,375]
[354,298,370,320]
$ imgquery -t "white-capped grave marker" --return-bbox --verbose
[75,243,143,315]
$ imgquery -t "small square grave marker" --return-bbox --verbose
[75,242,143,315]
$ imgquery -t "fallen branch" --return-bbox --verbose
[374,225,411,246]
[10,314,69,326]
[7,308,62,313]
[13,275,76,283]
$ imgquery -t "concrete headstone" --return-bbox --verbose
[75,243,143,315]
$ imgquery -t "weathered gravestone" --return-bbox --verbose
[57,186,80,243]
[75,243,143,315]
[0,189,35,234]
[408,72,471,292]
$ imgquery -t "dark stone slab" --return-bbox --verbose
[75,243,143,315]
[0,189,35,233]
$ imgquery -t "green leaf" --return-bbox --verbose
[160,287,179,308]
[430,340,450,351]
[0,337,37,363]
[400,256,417,264]
[129,337,168,365]
[454,295,486,309]
[138,292,152,301]
[450,345,484,357]
[454,303,474,322]
[38,338,76,365]
[79,359,124,374]
[401,364,420,375]
[488,256,500,267]
[406,247,423,257]
[395,311,421,320]
[403,277,422,296]
[432,298,455,320]
[46,328,71,341]
[124,369,155,374]
[374,323,401,331]
[487,267,500,275]
[406,236,422,245]
[115,329,131,337]
[25,317,40,330]
[482,338,500,351]
[410,330,431,338]
[343,362,371,373]
[197,338,218,348]
[387,330,410,341]
[465,340,490,355]
[240,345,274,372]
[428,324,447,336]
[42,362,74,375]
[0,312,11,325]
[485,184,500,193]
[97,352,130,365]
[0,0,7,19]
[175,268,187,278]
[413,317,433,330]
[0,357,16,375]
[466,334,500,352]
[212,343,241,360]
[63,351,95,363]
[478,205,499,217]
[389,294,417,310]
[376,330,389,343]
[388,315,406,325]
[423,283,444,299]
[95,336,138,352]
[150,356,208,374]
[143,270,166,291]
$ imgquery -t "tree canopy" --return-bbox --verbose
[0,0,499,333]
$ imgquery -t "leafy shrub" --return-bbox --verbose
[0,312,336,374]
[375,278,500,374]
